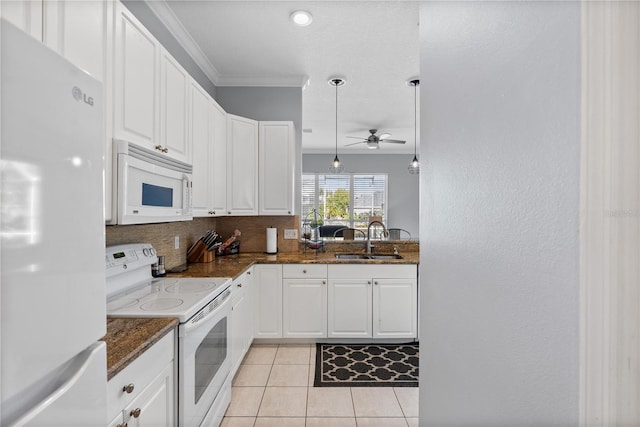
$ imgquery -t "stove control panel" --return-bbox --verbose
[106,243,157,277]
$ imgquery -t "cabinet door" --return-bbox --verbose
[209,100,227,215]
[259,122,294,215]
[125,362,174,427]
[227,114,258,215]
[43,0,111,82]
[253,265,282,338]
[190,82,212,216]
[1,0,43,40]
[160,50,190,163]
[327,278,372,338]
[373,278,417,339]
[283,278,327,338]
[113,2,158,150]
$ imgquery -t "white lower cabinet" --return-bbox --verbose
[328,278,372,338]
[373,278,417,339]
[282,264,328,338]
[107,330,175,427]
[252,263,418,341]
[327,265,417,339]
[253,264,283,338]
[230,268,254,376]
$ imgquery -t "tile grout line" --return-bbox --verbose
[253,344,278,423]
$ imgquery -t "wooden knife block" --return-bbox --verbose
[187,241,215,263]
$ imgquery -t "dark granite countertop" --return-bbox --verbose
[103,317,178,380]
[169,250,420,280]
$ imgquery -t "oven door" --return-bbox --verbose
[179,288,231,427]
[115,140,193,225]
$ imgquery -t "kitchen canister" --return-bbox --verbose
[266,226,278,254]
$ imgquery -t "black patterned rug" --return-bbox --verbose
[314,343,419,387]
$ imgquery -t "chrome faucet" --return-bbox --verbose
[366,220,388,253]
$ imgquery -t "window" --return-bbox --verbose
[301,173,387,236]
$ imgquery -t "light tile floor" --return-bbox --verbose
[222,344,419,427]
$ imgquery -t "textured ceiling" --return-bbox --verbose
[160,1,420,154]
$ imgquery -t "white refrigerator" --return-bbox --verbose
[1,21,107,426]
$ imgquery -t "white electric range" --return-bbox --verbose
[106,243,233,427]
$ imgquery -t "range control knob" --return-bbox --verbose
[142,248,149,257]
[150,247,156,256]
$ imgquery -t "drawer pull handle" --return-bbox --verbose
[237,283,243,288]
[322,280,326,285]
[374,281,379,285]
[302,269,307,274]
[130,408,142,418]
[116,424,127,427]
[368,281,371,285]
[122,383,135,394]
[247,271,251,275]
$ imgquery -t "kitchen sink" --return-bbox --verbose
[367,254,404,260]
[334,253,403,260]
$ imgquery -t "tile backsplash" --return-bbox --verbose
[106,216,300,269]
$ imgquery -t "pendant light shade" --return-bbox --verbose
[407,79,420,175]
[328,77,345,173]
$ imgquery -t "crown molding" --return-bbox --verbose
[216,74,309,88]
[144,0,221,86]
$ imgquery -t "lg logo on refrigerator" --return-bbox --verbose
[71,86,94,106]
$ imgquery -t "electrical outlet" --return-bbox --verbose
[174,236,180,249]
[284,229,298,239]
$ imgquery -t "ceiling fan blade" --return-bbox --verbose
[345,136,367,140]
[377,133,392,140]
[345,141,366,146]
[380,139,406,144]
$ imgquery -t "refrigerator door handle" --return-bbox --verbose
[3,342,106,427]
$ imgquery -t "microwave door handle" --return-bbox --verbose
[183,173,192,212]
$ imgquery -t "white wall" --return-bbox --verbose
[303,153,419,239]
[419,2,581,425]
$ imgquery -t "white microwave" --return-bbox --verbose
[113,140,193,225]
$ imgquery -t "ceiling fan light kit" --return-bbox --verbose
[407,78,420,175]
[345,128,406,149]
[328,77,346,173]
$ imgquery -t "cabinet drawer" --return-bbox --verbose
[328,264,416,279]
[282,264,327,279]
[107,329,175,420]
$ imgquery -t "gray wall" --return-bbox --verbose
[216,87,303,216]
[121,0,216,97]
[419,1,580,425]
[303,154,419,239]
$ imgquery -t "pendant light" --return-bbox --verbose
[328,77,345,173]
[407,78,420,174]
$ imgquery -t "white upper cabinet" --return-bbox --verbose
[191,82,227,217]
[113,1,159,149]
[227,114,259,216]
[1,0,43,40]
[43,0,112,83]
[159,51,190,164]
[210,100,228,215]
[259,122,295,215]
[190,82,212,217]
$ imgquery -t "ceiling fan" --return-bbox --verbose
[345,129,406,150]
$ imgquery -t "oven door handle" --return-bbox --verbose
[182,288,231,335]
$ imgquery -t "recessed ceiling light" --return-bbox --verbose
[290,10,313,27]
